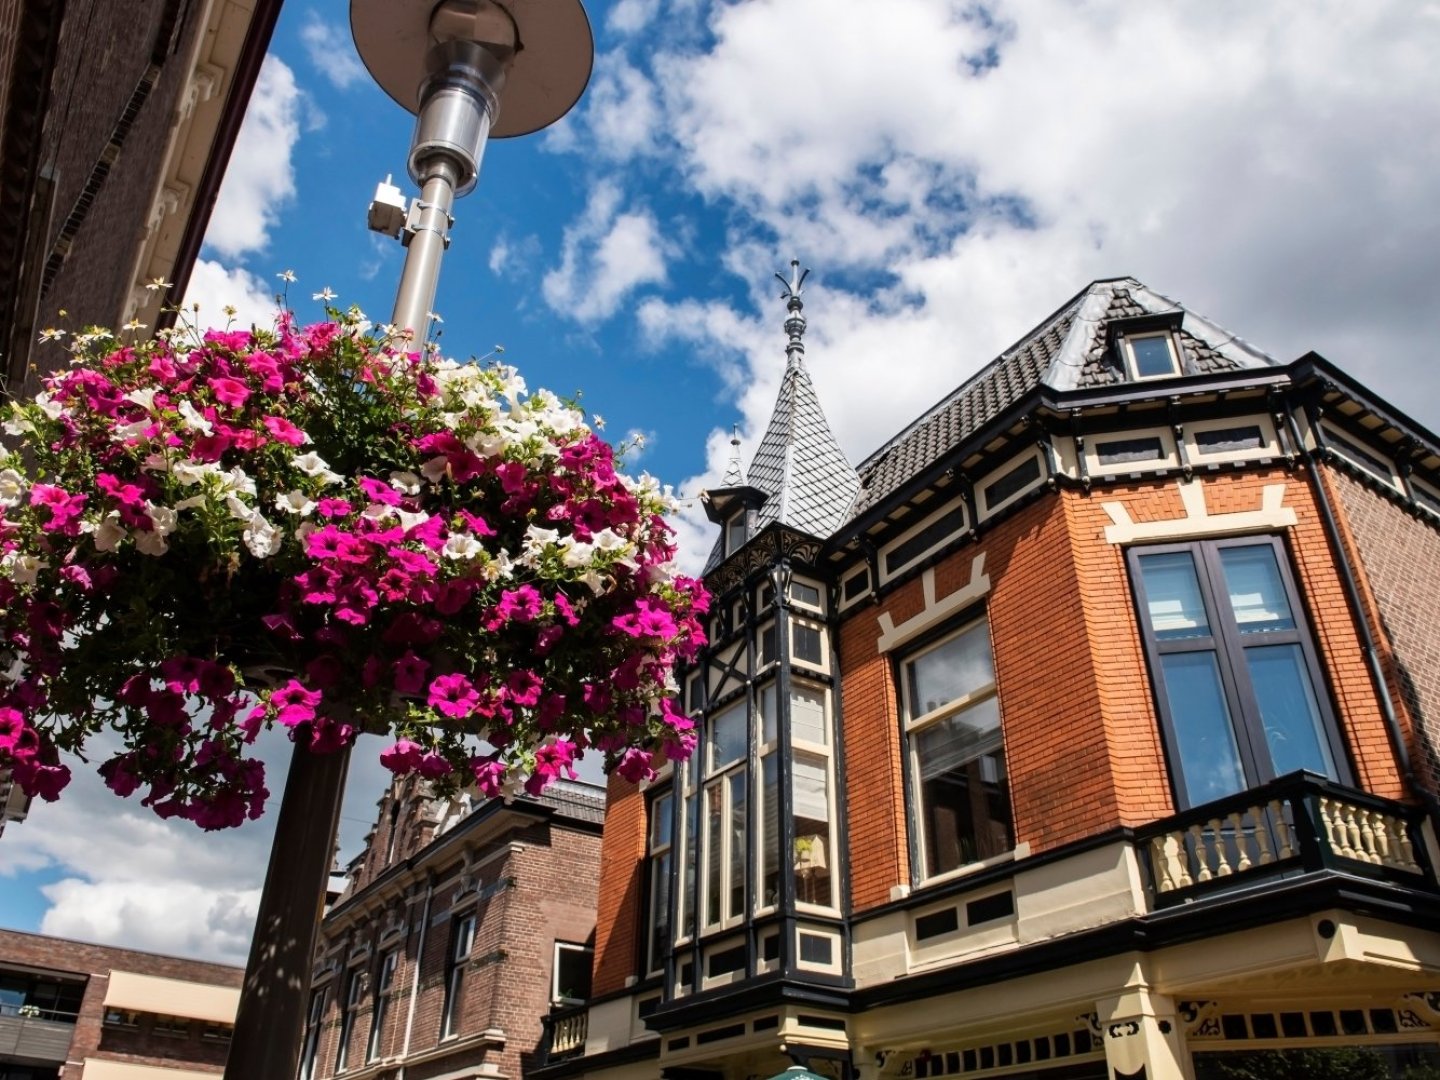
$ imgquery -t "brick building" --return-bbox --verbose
[531,275,1440,1080]
[299,777,604,1080]
[0,0,282,399]
[0,928,241,1080]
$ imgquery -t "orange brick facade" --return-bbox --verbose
[592,464,1416,961]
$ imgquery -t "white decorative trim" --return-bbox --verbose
[876,553,990,654]
[1101,480,1296,545]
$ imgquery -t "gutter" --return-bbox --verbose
[395,872,435,1079]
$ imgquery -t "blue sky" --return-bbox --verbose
[5,0,1440,962]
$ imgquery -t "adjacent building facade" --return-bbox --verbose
[0,928,241,1080]
[299,777,605,1080]
[534,275,1440,1080]
[0,0,281,399]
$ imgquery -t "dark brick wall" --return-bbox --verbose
[307,803,601,1080]
[16,0,207,396]
[1324,464,1440,794]
[0,928,241,1077]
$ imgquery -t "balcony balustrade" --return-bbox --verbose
[542,1002,588,1060]
[0,1008,77,1062]
[1138,772,1434,907]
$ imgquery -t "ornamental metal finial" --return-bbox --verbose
[722,423,744,486]
[775,257,810,367]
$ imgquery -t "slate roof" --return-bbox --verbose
[849,277,1278,519]
[528,777,608,826]
[703,344,861,573]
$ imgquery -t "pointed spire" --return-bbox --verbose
[722,423,744,486]
[775,258,810,370]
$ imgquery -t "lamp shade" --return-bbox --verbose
[351,0,594,137]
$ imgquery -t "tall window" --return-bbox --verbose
[1130,536,1346,808]
[758,680,835,909]
[901,616,1012,881]
[299,987,327,1080]
[702,702,748,929]
[335,968,364,1072]
[365,949,397,1062]
[441,912,476,1039]
[553,941,594,1004]
[645,788,674,975]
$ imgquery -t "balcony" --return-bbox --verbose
[540,1002,588,1061]
[1138,772,1435,907]
[0,1008,77,1063]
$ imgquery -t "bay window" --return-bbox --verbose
[1129,536,1347,808]
[901,616,1013,881]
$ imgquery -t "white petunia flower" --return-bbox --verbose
[274,490,315,517]
[225,494,254,521]
[125,387,158,411]
[291,452,342,486]
[442,533,483,560]
[396,509,430,532]
[171,460,218,486]
[0,468,25,508]
[145,504,178,537]
[177,400,212,435]
[134,530,169,556]
[33,392,63,420]
[420,456,449,484]
[243,514,283,558]
[2,552,46,585]
[561,541,595,569]
[389,470,422,496]
[90,513,126,552]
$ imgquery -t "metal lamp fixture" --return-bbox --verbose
[222,6,592,1078]
[351,0,594,337]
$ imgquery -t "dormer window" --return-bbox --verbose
[725,512,747,555]
[1123,331,1181,380]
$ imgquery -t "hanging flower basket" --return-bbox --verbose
[0,310,707,829]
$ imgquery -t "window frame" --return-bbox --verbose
[440,911,476,1040]
[299,986,327,1080]
[335,966,365,1072]
[898,613,1016,885]
[644,786,675,976]
[552,941,594,1005]
[1121,330,1181,380]
[365,947,398,1063]
[1128,535,1351,809]
[878,495,969,585]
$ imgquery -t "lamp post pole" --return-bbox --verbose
[222,3,591,1077]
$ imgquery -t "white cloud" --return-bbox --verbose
[586,0,1440,566]
[182,258,283,330]
[578,51,664,160]
[4,729,393,966]
[300,12,367,89]
[607,0,661,35]
[203,56,302,260]
[543,182,672,323]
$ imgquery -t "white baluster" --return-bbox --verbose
[1210,818,1232,877]
[1270,800,1295,860]
[1189,823,1212,882]
[1231,811,1253,872]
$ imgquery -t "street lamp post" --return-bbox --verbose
[223,4,591,1077]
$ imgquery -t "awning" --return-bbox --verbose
[81,1060,219,1080]
[101,970,239,1025]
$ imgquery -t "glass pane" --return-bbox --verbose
[1247,644,1336,779]
[761,755,779,909]
[708,703,746,772]
[728,771,747,920]
[791,683,828,745]
[651,791,673,849]
[1219,545,1296,632]
[915,697,1012,875]
[1138,551,1211,639]
[649,850,672,970]
[680,790,697,938]
[760,682,777,744]
[793,751,832,906]
[908,621,994,717]
[789,581,821,608]
[793,623,823,665]
[1160,652,1246,804]
[704,784,722,927]
[726,516,745,554]
[760,621,777,664]
[1130,335,1176,377]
